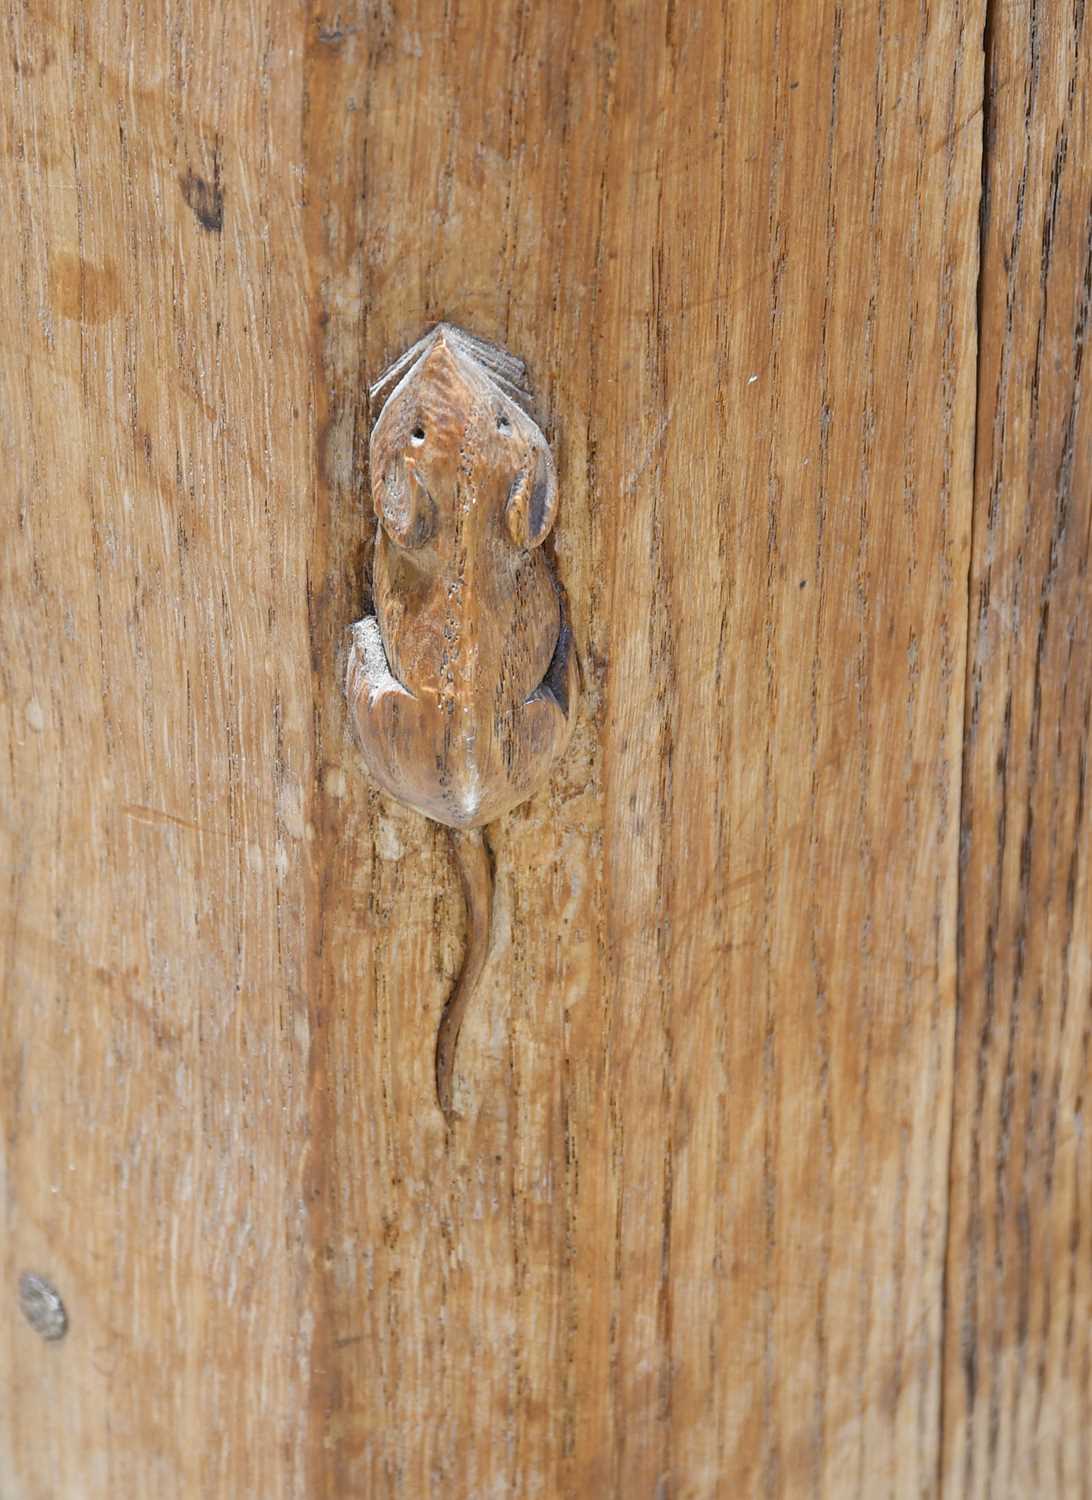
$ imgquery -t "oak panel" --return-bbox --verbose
[0,3,316,1494]
[303,2,980,1495]
[1,1,985,1496]
[943,7,1092,1495]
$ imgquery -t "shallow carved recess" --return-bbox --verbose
[345,324,578,1123]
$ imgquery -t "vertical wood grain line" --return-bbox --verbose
[940,1,997,1492]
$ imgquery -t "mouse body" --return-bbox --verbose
[345,324,578,1122]
[347,324,577,830]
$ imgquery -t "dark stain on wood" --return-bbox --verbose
[180,159,224,233]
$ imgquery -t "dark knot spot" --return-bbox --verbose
[180,167,224,233]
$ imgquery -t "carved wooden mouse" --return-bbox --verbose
[345,324,578,1124]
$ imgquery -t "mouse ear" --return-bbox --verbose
[504,445,558,549]
[373,456,437,549]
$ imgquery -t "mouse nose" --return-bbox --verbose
[417,329,462,387]
[408,333,477,454]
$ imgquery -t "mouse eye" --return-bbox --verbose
[410,424,426,445]
[496,413,511,434]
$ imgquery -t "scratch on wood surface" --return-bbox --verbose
[122,804,223,836]
[623,402,675,495]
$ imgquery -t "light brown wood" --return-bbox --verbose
[0,1,1083,1497]
[942,6,1092,1496]
[306,4,981,1493]
[1,7,316,1496]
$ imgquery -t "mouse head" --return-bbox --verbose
[369,326,558,560]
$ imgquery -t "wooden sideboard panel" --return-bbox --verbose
[1,2,1084,1496]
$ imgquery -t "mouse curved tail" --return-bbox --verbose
[435,826,495,1125]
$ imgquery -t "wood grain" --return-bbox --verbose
[0,0,1076,1496]
[0,4,316,1495]
[303,3,979,1494]
[942,5,1092,1495]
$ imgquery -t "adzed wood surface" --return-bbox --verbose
[0,1,1086,1497]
